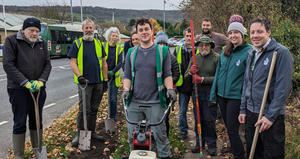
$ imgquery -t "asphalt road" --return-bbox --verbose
[0,57,79,158]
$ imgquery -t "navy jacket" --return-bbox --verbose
[240,38,293,123]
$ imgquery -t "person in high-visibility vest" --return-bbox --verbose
[173,27,195,140]
[68,18,108,147]
[103,27,123,127]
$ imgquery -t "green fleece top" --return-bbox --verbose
[210,42,252,102]
[184,50,219,91]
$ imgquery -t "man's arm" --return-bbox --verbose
[164,77,173,89]
[70,58,81,77]
[102,57,108,80]
[38,41,52,83]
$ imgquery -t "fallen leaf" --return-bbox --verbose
[174,147,180,153]
[105,141,110,144]
[92,146,96,150]
[104,147,110,152]
[207,155,211,158]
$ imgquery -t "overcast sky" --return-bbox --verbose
[4,0,182,10]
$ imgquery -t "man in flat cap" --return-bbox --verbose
[2,17,52,158]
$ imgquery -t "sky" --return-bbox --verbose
[4,0,182,10]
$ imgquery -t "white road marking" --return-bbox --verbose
[0,121,8,126]
[52,65,70,69]
[43,103,56,109]
[0,74,6,77]
[69,94,78,99]
[0,79,7,81]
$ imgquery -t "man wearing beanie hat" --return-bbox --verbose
[154,31,170,45]
[184,36,219,156]
[3,17,52,158]
[196,17,228,54]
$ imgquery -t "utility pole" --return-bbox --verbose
[80,0,83,23]
[3,0,7,38]
[70,0,73,25]
[163,0,165,32]
[112,12,114,24]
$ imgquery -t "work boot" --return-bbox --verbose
[72,117,83,147]
[161,156,170,159]
[177,133,187,140]
[13,133,25,159]
[207,147,217,156]
[221,147,232,154]
[234,155,246,159]
[87,114,104,141]
[191,145,200,153]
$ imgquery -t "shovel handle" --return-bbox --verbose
[30,91,41,129]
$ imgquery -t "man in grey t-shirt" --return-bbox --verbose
[121,18,176,159]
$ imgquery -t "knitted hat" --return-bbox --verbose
[229,14,244,24]
[195,36,215,49]
[154,31,169,45]
[22,18,41,31]
[227,22,245,37]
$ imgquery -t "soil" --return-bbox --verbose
[69,98,126,159]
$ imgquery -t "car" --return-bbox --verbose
[0,44,3,57]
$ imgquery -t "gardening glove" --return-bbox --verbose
[189,64,199,75]
[24,82,34,92]
[32,80,44,92]
[108,71,114,80]
[103,81,108,92]
[166,89,177,103]
[121,91,130,100]
[193,74,204,84]
[78,76,88,85]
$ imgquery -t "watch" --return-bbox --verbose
[123,87,129,91]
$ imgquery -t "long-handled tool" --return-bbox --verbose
[78,80,91,151]
[105,81,115,133]
[190,19,203,158]
[30,90,47,159]
[249,51,278,159]
[150,18,154,42]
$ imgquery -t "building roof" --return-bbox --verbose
[0,13,34,28]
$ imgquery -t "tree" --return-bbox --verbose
[128,18,136,26]
[151,19,163,34]
[166,24,175,37]
[33,1,71,24]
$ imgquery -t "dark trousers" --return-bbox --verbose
[8,87,47,134]
[77,83,104,117]
[246,110,285,159]
[192,90,217,148]
[218,96,245,157]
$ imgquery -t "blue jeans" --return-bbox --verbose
[178,92,191,134]
[109,79,119,120]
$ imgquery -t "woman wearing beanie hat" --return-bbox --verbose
[210,21,252,159]
[154,30,169,45]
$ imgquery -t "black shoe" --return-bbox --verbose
[177,133,187,140]
[221,147,231,153]
[207,147,217,156]
[121,157,129,159]
[191,145,200,153]
[91,132,104,141]
[161,157,170,159]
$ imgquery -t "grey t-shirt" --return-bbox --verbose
[124,44,172,104]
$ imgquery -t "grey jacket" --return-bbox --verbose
[3,30,52,89]
[240,38,293,123]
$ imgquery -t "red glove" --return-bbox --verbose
[193,74,204,84]
[189,64,199,75]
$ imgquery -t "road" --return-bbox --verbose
[0,58,79,158]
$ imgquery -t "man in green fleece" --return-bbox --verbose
[184,36,219,155]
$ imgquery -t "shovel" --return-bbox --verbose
[30,90,47,159]
[105,81,115,133]
[78,80,91,151]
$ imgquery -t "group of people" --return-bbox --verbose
[3,14,293,159]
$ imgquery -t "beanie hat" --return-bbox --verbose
[229,14,244,24]
[22,18,41,31]
[227,22,245,37]
[195,36,215,49]
[154,31,169,45]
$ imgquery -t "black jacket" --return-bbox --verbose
[173,44,193,95]
[3,30,52,89]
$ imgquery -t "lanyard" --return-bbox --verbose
[251,52,256,73]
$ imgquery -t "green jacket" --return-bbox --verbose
[184,51,219,91]
[210,42,252,101]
